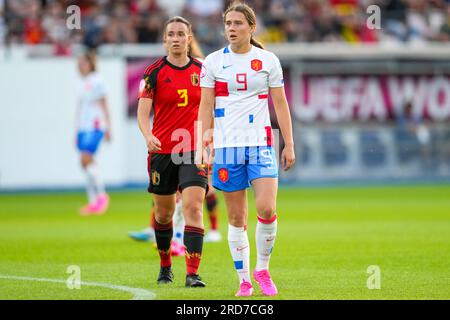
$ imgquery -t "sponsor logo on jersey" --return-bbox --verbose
[191,72,199,86]
[251,59,262,71]
[222,64,232,69]
[152,170,160,186]
[218,168,229,182]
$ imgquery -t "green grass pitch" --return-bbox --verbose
[0,185,449,300]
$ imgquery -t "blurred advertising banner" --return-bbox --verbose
[127,58,156,117]
[292,75,450,123]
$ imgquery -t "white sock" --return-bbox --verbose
[228,224,251,284]
[255,214,277,271]
[84,167,97,204]
[172,199,185,245]
[86,163,105,196]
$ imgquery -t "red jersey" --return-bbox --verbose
[138,57,202,154]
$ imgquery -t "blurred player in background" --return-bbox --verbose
[76,51,111,216]
[129,37,222,247]
[137,16,208,287]
[197,2,295,297]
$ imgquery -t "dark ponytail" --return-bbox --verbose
[250,37,264,50]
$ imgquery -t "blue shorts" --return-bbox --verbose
[77,130,104,154]
[212,146,278,192]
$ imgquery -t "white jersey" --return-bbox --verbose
[200,45,284,148]
[77,72,107,132]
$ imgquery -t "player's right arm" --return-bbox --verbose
[197,55,216,165]
[137,97,161,152]
[196,87,215,165]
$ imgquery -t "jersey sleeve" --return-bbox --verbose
[268,53,284,88]
[138,71,156,99]
[200,54,216,88]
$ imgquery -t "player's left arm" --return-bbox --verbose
[99,97,112,142]
[270,86,295,171]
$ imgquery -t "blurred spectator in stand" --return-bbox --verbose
[136,14,164,43]
[156,0,185,17]
[183,0,224,52]
[1,0,449,49]
[42,1,71,55]
[0,0,5,46]
[380,0,409,43]
[406,0,445,43]
[103,1,137,44]
[438,3,450,40]
[337,7,378,43]
[23,0,45,45]
[192,13,225,53]
[132,0,167,43]
[185,0,223,17]
[82,2,108,49]
[311,2,342,42]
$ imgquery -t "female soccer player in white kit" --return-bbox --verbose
[76,51,111,215]
[197,2,295,297]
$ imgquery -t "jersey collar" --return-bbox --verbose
[164,56,193,70]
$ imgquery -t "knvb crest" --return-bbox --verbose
[251,59,262,71]
[218,168,229,183]
[191,72,199,86]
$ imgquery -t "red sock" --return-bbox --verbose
[206,193,218,230]
[152,215,173,268]
[184,226,204,275]
[209,214,218,231]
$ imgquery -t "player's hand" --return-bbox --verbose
[195,147,209,170]
[281,144,295,171]
[145,133,161,152]
[104,129,111,142]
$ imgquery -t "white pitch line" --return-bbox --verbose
[0,275,156,300]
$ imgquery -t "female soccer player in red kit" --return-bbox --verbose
[197,2,295,296]
[137,16,208,287]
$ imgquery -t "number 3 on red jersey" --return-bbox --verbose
[177,89,188,107]
[236,73,247,91]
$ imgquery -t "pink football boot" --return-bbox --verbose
[79,203,97,216]
[235,280,253,297]
[92,193,109,215]
[171,241,185,257]
[253,270,278,296]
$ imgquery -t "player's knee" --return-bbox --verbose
[228,209,247,227]
[154,206,174,224]
[257,205,276,220]
[183,201,203,222]
[81,154,92,168]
